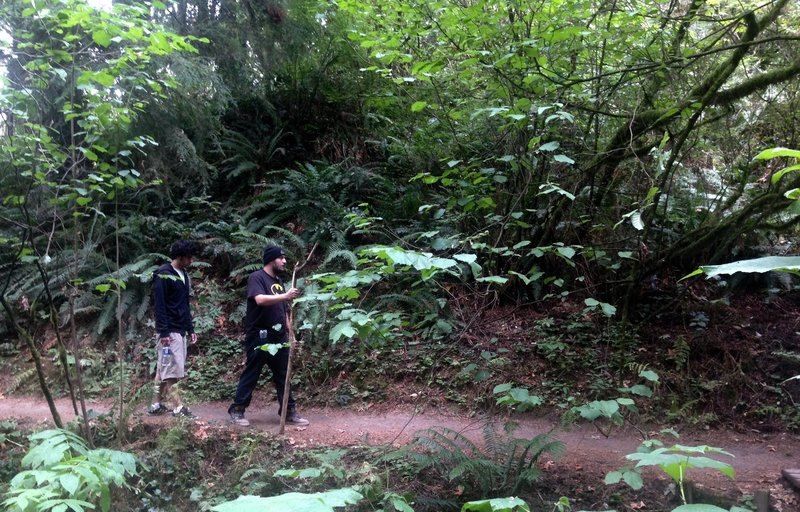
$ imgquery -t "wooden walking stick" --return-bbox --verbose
[279,243,318,433]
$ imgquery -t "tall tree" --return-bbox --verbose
[0,0,204,437]
[335,0,800,312]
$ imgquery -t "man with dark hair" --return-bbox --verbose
[228,245,309,427]
[148,240,198,418]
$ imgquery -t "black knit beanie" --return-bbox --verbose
[262,245,284,265]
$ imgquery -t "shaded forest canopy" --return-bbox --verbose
[1,0,800,509]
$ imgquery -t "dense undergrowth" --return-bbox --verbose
[4,282,799,435]
[3,0,800,509]
[2,281,799,511]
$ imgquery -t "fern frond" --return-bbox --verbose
[95,294,118,335]
[413,496,459,512]
[407,421,561,498]
[321,249,358,269]
[230,263,263,278]
[135,287,151,321]
[521,467,543,481]
[232,228,304,252]
[115,382,153,424]
[414,426,483,460]
[240,467,270,481]
[6,367,36,394]
[481,418,504,460]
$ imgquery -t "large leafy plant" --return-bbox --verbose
[606,433,735,509]
[298,244,478,347]
[2,429,137,512]
[211,487,364,512]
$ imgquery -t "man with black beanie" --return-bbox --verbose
[228,244,309,427]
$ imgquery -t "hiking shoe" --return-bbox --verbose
[286,413,309,426]
[147,404,169,416]
[172,405,196,419]
[230,411,250,426]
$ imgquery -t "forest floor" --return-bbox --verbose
[0,393,799,511]
[3,289,800,510]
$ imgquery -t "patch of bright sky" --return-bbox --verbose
[89,0,112,11]
[0,0,111,91]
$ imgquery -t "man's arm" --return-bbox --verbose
[253,288,301,306]
[153,273,171,344]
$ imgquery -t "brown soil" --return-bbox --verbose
[1,394,798,511]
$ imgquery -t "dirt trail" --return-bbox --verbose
[2,395,799,509]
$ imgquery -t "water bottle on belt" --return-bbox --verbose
[161,346,173,369]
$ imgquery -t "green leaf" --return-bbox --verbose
[630,211,644,230]
[628,385,652,397]
[639,370,659,382]
[453,253,477,264]
[556,246,575,259]
[600,302,616,316]
[537,141,560,152]
[771,163,800,184]
[679,268,705,281]
[626,446,735,483]
[41,499,93,512]
[508,270,532,285]
[366,247,457,272]
[256,343,283,355]
[211,488,364,512]
[461,497,530,512]
[538,183,575,200]
[698,256,800,278]
[391,497,415,512]
[330,321,357,343]
[578,400,620,421]
[670,505,728,512]
[553,154,574,164]
[622,470,643,490]
[785,189,800,201]
[411,101,428,112]
[92,31,112,47]
[82,148,98,161]
[94,72,115,87]
[753,147,800,160]
[274,468,323,479]
[493,383,513,394]
[476,276,508,284]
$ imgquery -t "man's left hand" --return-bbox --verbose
[190,333,198,344]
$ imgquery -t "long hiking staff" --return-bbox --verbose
[279,243,318,433]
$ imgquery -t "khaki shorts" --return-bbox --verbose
[155,332,187,380]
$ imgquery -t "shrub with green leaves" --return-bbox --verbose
[2,429,137,512]
[605,430,735,509]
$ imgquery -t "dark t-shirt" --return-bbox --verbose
[243,269,288,342]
